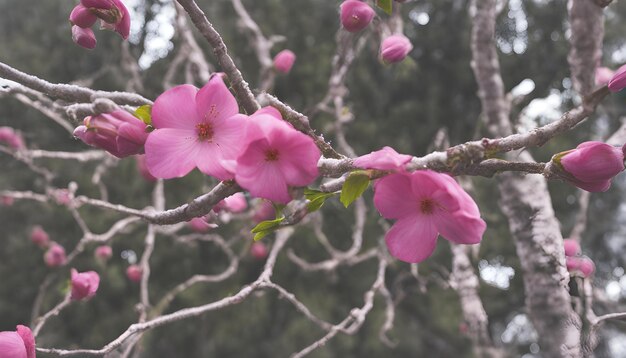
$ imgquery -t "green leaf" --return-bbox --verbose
[303,188,336,212]
[340,172,370,208]
[133,105,153,125]
[251,217,285,241]
[376,0,393,15]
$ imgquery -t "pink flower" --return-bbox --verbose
[95,245,113,261]
[556,141,625,192]
[274,50,296,74]
[70,269,100,301]
[340,0,375,33]
[0,325,35,358]
[566,256,595,278]
[0,127,25,150]
[53,189,72,206]
[74,110,148,158]
[579,257,595,277]
[235,107,321,204]
[353,146,412,171]
[252,200,275,223]
[251,242,268,260]
[563,239,581,257]
[44,243,67,267]
[0,196,14,206]
[135,155,157,182]
[69,0,130,49]
[608,64,626,92]
[381,35,413,64]
[595,67,615,87]
[214,193,248,213]
[71,25,96,50]
[374,171,486,263]
[187,217,217,233]
[126,265,142,283]
[144,75,248,180]
[30,226,50,248]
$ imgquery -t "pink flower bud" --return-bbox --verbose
[0,325,35,358]
[81,0,130,39]
[44,243,67,268]
[214,193,248,214]
[135,155,157,182]
[595,67,615,87]
[30,226,50,248]
[0,195,14,206]
[608,64,626,92]
[71,25,97,49]
[70,268,100,301]
[566,256,580,272]
[74,110,148,158]
[250,242,268,260]
[69,4,97,28]
[381,34,413,64]
[0,127,25,150]
[187,217,217,233]
[53,189,72,206]
[340,0,375,32]
[563,239,581,257]
[353,146,412,171]
[556,141,625,192]
[273,50,296,74]
[579,257,595,278]
[95,245,113,261]
[126,265,142,283]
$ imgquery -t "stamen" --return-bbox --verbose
[196,123,214,141]
[265,148,280,162]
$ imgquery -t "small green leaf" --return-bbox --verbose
[134,105,153,125]
[376,0,393,15]
[304,188,336,212]
[340,171,370,208]
[251,217,285,241]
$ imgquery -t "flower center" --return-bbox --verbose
[420,199,435,215]
[196,123,214,141]
[265,148,280,162]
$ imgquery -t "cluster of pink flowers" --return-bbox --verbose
[553,141,625,192]
[563,239,595,278]
[74,110,148,158]
[0,325,35,358]
[139,75,320,204]
[69,0,130,49]
[339,1,412,63]
[0,127,25,150]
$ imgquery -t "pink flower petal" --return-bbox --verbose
[353,146,412,171]
[0,331,27,358]
[212,114,248,160]
[373,173,418,219]
[16,326,35,358]
[152,85,201,130]
[272,130,320,186]
[385,217,438,263]
[432,210,486,245]
[145,128,200,179]
[196,75,239,123]
[410,171,460,213]
[195,141,234,180]
[236,138,291,203]
[70,4,97,28]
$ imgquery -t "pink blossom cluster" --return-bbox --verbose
[563,239,595,278]
[69,0,130,49]
[141,75,320,204]
[339,1,413,63]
